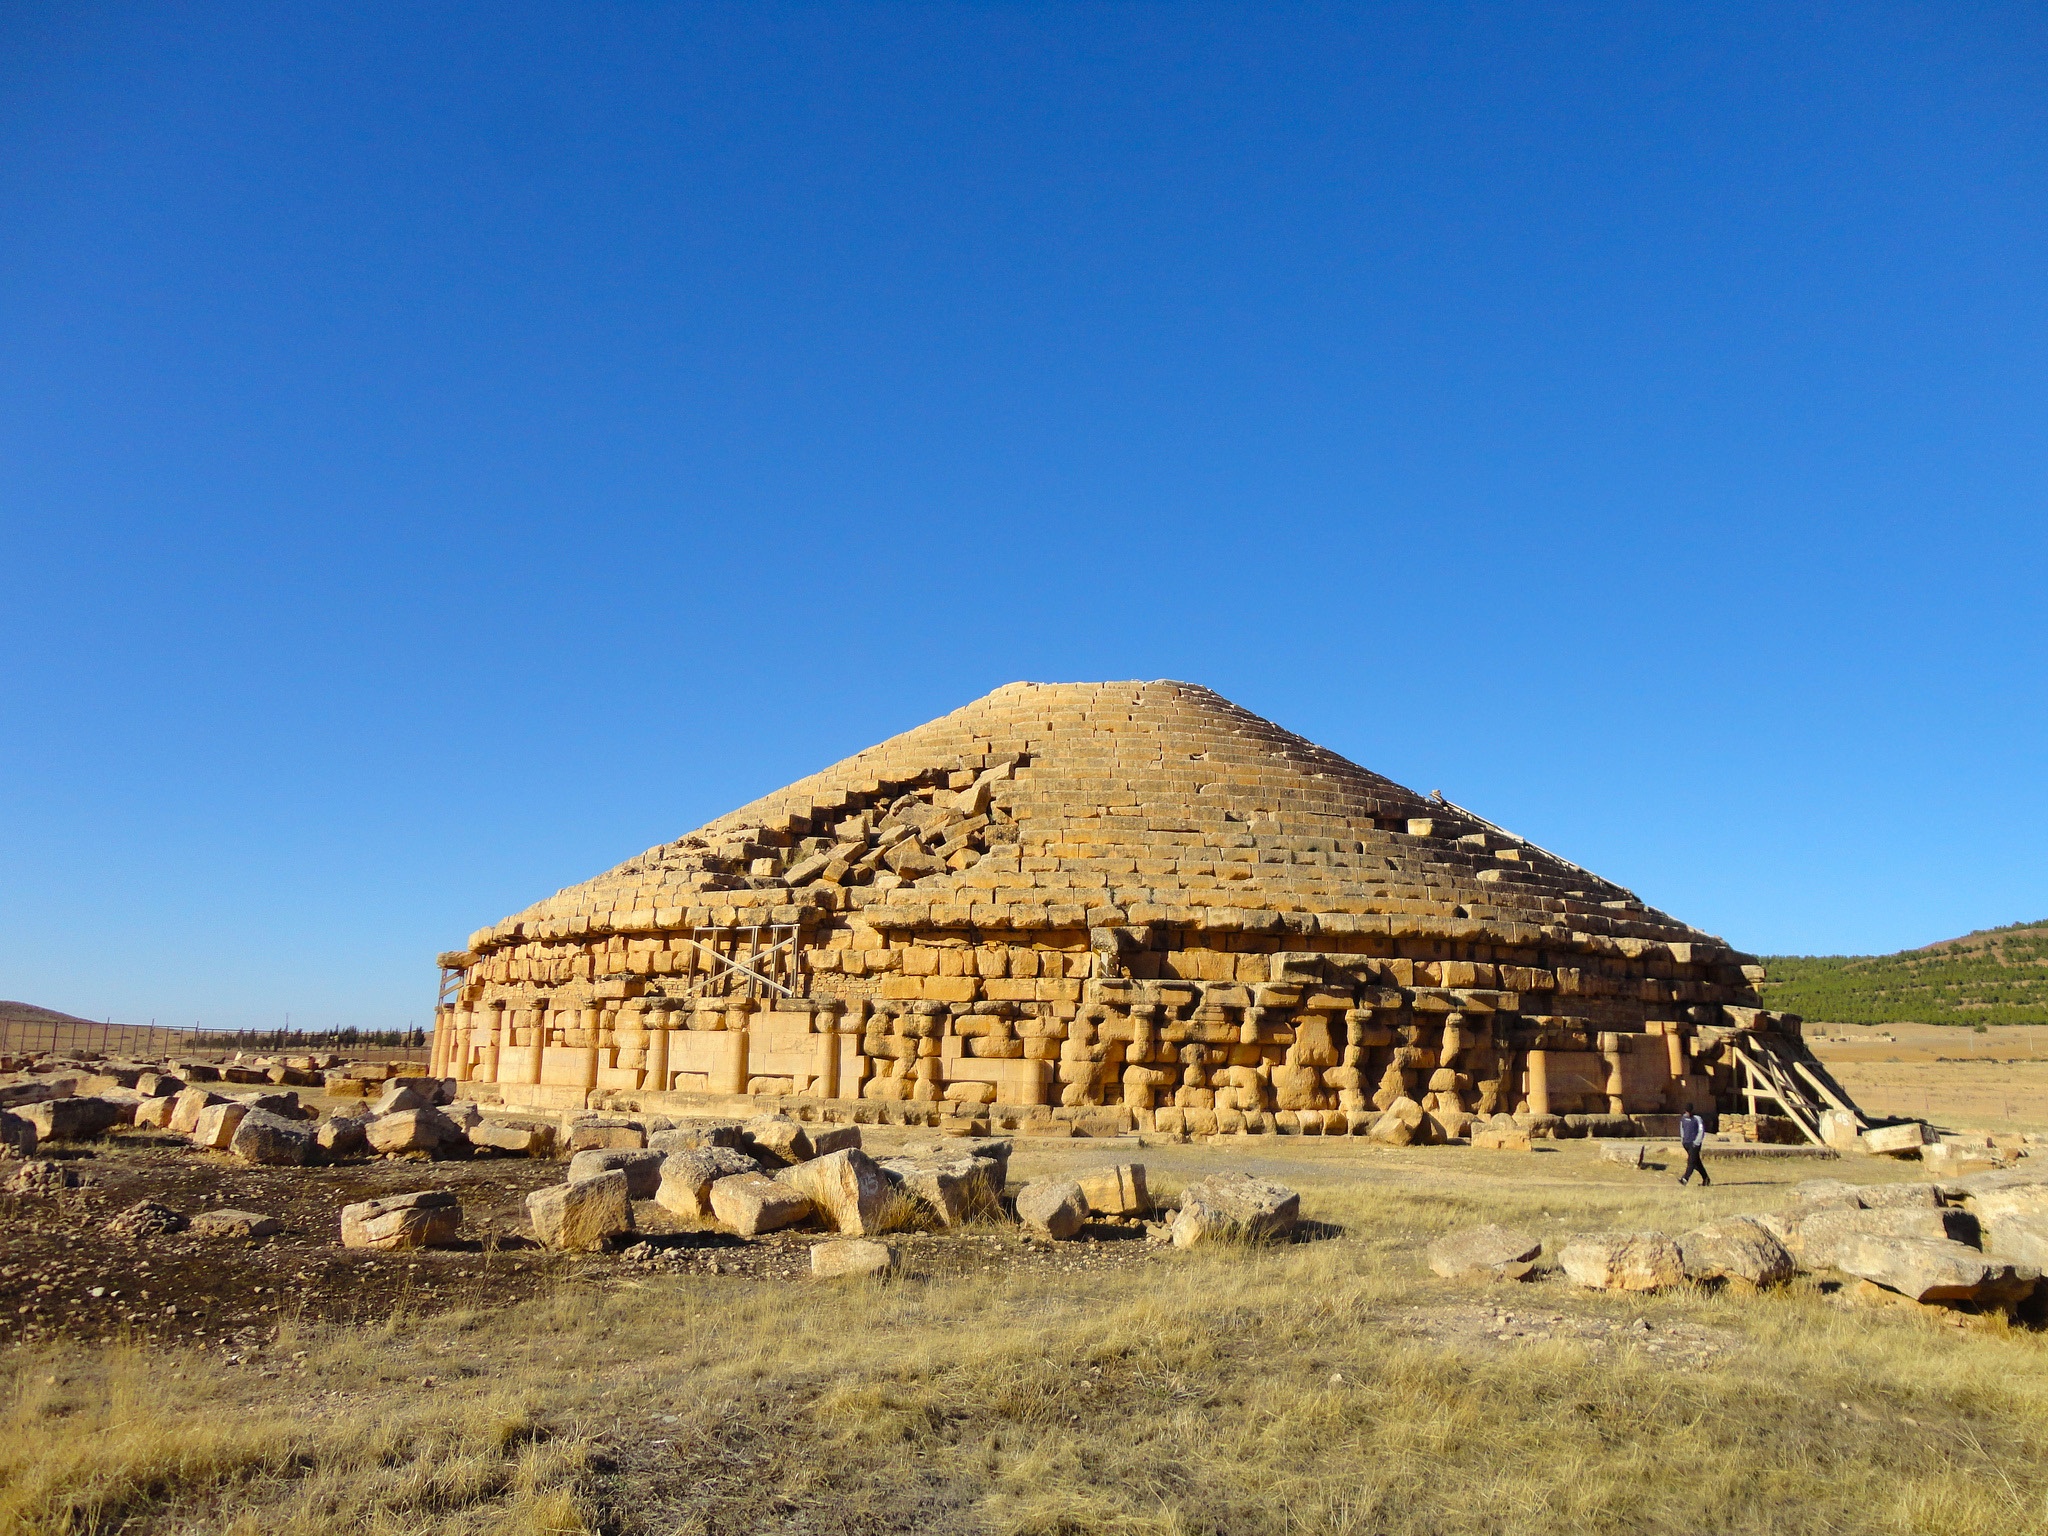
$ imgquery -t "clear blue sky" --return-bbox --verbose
[3,5,2043,1029]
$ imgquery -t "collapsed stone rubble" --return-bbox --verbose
[1430,1169,2048,1321]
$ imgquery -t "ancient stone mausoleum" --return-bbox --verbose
[434,681,1857,1139]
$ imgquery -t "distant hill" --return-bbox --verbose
[1763,921,2048,1027]
[0,1000,96,1029]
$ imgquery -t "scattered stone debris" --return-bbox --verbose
[7,1159,84,1194]
[1427,1165,2048,1321]
[105,1198,187,1239]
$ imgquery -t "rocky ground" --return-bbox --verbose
[0,1130,1195,1352]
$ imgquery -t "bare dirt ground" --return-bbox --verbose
[5,1126,2045,1535]
[1806,1022,2048,1132]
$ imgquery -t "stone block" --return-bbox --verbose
[190,1208,283,1239]
[1677,1217,1794,1288]
[230,1109,315,1166]
[341,1190,462,1250]
[1170,1172,1299,1247]
[811,1237,898,1279]
[1367,1096,1425,1146]
[1427,1224,1542,1281]
[471,1119,552,1156]
[190,1100,250,1150]
[743,1115,813,1166]
[568,1147,667,1199]
[132,1096,177,1130]
[365,1108,465,1156]
[1819,1109,1864,1153]
[1471,1127,1533,1151]
[168,1088,227,1135]
[1784,1205,1976,1271]
[23,1096,121,1142]
[316,1115,370,1160]
[371,1083,430,1116]
[710,1171,813,1235]
[656,1146,760,1218]
[1861,1122,1932,1157]
[776,1149,892,1235]
[878,1154,1002,1226]
[528,1170,633,1250]
[1558,1232,1683,1291]
[648,1120,747,1153]
[1016,1179,1087,1239]
[1076,1163,1149,1217]
[810,1126,863,1157]
[1835,1234,2040,1304]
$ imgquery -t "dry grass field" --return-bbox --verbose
[4,1135,2046,1536]
[1807,1023,2048,1133]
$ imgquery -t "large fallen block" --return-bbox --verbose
[528,1170,632,1250]
[470,1119,553,1157]
[365,1108,465,1156]
[341,1190,462,1251]
[23,1096,122,1142]
[1076,1163,1149,1217]
[811,1237,898,1279]
[1427,1224,1541,1281]
[190,1100,250,1151]
[1170,1172,1299,1248]
[776,1149,893,1235]
[1835,1233,2040,1305]
[1779,1205,1977,1271]
[1016,1179,1087,1240]
[656,1147,760,1218]
[743,1115,813,1166]
[230,1109,316,1166]
[1969,1186,2048,1268]
[568,1147,666,1199]
[1861,1122,1932,1158]
[649,1120,747,1154]
[1677,1217,1794,1289]
[1558,1232,1683,1291]
[316,1115,370,1160]
[132,1096,177,1131]
[710,1171,812,1235]
[879,1154,1003,1226]
[562,1114,645,1152]
[1367,1097,1426,1147]
[168,1088,228,1136]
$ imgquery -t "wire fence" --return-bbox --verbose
[0,1019,432,1066]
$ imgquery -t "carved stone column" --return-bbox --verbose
[813,999,844,1100]
[645,1002,672,1093]
[527,1002,548,1087]
[716,999,755,1095]
[482,1001,505,1083]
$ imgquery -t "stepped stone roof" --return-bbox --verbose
[481,681,1724,953]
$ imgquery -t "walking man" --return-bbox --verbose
[1677,1108,1711,1187]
